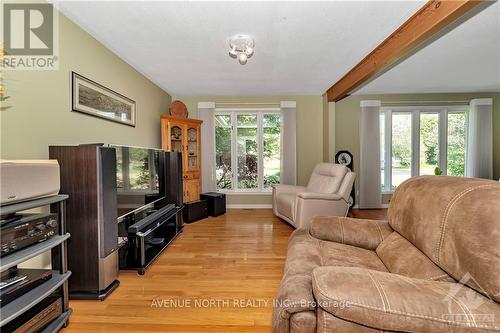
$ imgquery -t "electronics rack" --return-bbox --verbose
[0,195,72,332]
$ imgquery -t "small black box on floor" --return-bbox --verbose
[183,200,208,223]
[200,192,226,217]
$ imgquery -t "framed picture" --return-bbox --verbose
[71,72,136,127]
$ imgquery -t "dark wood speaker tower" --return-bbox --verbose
[49,145,120,299]
[164,152,184,208]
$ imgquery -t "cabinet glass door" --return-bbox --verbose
[187,127,199,171]
[170,125,183,153]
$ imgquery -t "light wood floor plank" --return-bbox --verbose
[64,208,386,332]
[65,209,293,333]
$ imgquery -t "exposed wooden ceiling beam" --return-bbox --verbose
[326,0,483,102]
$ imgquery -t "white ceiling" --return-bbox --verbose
[355,1,500,95]
[55,1,499,96]
[55,1,424,96]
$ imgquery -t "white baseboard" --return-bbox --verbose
[226,204,273,209]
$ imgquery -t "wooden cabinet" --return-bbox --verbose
[184,179,200,202]
[161,115,203,203]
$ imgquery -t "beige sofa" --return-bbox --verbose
[272,163,355,229]
[273,176,500,332]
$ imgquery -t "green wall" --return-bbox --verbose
[1,12,171,160]
[335,92,500,204]
[0,9,171,269]
[172,95,324,206]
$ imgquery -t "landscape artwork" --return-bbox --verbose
[72,72,136,126]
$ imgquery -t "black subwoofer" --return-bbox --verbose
[200,192,226,217]
[183,200,208,223]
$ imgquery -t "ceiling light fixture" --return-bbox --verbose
[228,34,254,65]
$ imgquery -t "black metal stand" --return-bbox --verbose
[119,205,183,275]
[0,195,71,332]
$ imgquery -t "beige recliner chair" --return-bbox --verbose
[272,163,355,229]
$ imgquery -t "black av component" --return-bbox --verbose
[0,213,58,257]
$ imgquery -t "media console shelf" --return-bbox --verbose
[0,195,72,332]
[119,204,183,275]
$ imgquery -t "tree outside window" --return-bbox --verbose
[215,112,281,192]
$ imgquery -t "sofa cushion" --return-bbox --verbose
[306,163,347,194]
[376,232,454,282]
[320,241,388,272]
[388,176,500,302]
[313,266,500,333]
[290,311,316,333]
[276,192,296,221]
[273,228,388,332]
[274,229,320,333]
[310,216,393,250]
[317,308,394,333]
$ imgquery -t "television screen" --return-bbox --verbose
[112,145,165,219]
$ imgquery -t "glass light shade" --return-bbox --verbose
[229,46,237,56]
[245,47,253,56]
[238,52,248,64]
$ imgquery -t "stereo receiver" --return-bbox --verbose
[1,213,58,257]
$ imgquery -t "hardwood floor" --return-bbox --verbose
[65,209,294,333]
[64,208,387,333]
[348,208,388,220]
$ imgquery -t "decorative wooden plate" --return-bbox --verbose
[170,100,188,118]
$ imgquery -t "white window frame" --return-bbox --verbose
[381,105,468,193]
[214,108,282,193]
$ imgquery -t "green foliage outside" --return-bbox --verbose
[237,125,258,189]
[263,114,281,188]
[215,114,281,190]
[392,114,412,169]
[215,118,233,189]
[420,114,439,166]
[447,113,466,176]
[389,112,466,188]
[419,112,466,176]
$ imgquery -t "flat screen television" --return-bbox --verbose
[111,145,168,222]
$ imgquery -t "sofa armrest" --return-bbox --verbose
[309,216,393,250]
[296,192,344,201]
[312,267,500,333]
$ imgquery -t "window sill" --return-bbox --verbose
[218,191,272,196]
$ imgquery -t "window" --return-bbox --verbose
[381,106,468,192]
[447,112,467,176]
[215,115,232,189]
[391,112,412,187]
[215,110,281,192]
[419,113,439,176]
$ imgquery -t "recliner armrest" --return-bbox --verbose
[312,266,500,333]
[296,192,343,201]
[272,184,306,195]
[309,216,393,250]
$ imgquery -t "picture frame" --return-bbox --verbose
[71,71,136,127]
